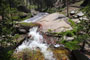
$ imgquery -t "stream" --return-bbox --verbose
[16,27,56,60]
[14,27,70,60]
[21,12,49,23]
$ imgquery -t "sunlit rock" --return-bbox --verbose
[82,16,89,20]
[37,13,72,32]
[70,11,75,15]
[72,19,80,23]
[77,12,84,17]
[79,17,83,20]
[73,15,78,18]
[66,37,74,41]
[54,44,64,48]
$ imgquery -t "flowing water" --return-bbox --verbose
[21,13,49,23]
[16,27,56,60]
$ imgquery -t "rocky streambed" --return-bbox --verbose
[13,27,70,60]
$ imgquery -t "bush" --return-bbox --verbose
[82,3,90,18]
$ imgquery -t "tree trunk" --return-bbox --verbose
[80,40,86,52]
[66,0,69,17]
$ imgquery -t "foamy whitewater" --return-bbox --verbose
[16,27,56,60]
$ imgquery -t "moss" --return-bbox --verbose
[13,48,70,60]
[13,34,20,40]
[13,49,44,60]
[12,16,20,20]
[47,29,52,32]
[68,19,77,27]
[20,22,40,27]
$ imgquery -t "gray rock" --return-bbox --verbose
[70,11,75,15]
[18,29,27,33]
[37,13,72,32]
[66,37,74,41]
[79,17,83,20]
[82,16,89,20]
[72,19,80,23]
[54,44,64,48]
[77,12,84,17]
[73,15,78,18]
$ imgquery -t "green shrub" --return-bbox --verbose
[48,29,52,32]
[68,19,77,27]
[82,4,90,18]
[61,39,80,50]
[13,34,20,39]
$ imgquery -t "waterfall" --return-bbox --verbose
[16,27,56,60]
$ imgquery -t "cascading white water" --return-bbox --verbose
[16,27,56,60]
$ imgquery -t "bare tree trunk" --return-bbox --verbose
[66,0,69,17]
[80,40,86,52]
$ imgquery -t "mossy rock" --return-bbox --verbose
[53,47,70,60]
[20,22,41,28]
[13,47,70,60]
[13,49,44,60]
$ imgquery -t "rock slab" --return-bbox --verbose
[37,13,72,32]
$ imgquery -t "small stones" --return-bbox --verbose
[72,19,80,23]
[18,28,27,34]
[70,11,85,18]
[64,36,74,41]
[73,15,78,18]
[54,44,60,48]
[70,11,75,15]
[79,17,83,20]
[77,12,84,17]
[70,10,89,24]
[79,16,89,21]
[54,44,64,48]
[82,16,89,21]
[66,37,74,41]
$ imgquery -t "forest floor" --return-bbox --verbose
[62,1,83,15]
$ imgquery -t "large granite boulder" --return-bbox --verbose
[37,13,72,32]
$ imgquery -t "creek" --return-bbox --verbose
[14,27,70,60]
